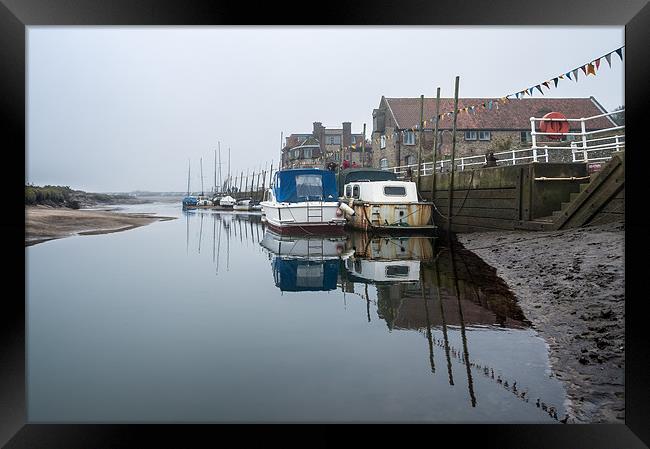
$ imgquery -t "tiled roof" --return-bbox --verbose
[384,97,615,131]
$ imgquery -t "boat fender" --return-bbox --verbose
[338,201,355,217]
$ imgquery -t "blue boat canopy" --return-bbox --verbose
[273,169,338,203]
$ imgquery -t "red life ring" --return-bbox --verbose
[539,112,569,140]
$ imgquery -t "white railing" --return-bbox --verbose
[530,109,624,163]
[385,109,624,175]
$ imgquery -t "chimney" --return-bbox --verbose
[313,121,325,152]
[342,122,352,147]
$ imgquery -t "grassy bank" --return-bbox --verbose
[25,184,149,209]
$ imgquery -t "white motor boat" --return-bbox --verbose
[260,168,346,234]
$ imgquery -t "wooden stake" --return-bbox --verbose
[448,76,460,232]
[432,87,441,200]
[362,123,366,168]
[417,94,424,190]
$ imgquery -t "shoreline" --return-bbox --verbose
[456,221,625,423]
[25,205,177,246]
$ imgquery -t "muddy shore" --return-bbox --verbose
[456,221,625,424]
[25,205,176,246]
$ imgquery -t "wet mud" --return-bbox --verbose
[457,221,625,423]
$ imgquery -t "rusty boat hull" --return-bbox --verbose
[345,201,435,232]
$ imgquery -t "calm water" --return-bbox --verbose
[27,202,567,423]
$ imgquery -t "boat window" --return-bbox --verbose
[352,184,360,199]
[296,174,323,200]
[386,265,409,277]
[345,185,352,198]
[384,186,407,196]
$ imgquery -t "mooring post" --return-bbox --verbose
[362,123,366,168]
[432,87,441,201]
[417,94,424,191]
[447,76,460,232]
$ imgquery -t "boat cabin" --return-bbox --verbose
[336,168,397,197]
[342,180,420,204]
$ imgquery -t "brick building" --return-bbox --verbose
[281,121,372,169]
[371,96,616,169]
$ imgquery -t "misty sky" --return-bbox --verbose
[27,26,624,193]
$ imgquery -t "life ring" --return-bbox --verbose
[539,112,569,140]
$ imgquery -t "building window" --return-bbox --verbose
[327,135,341,145]
[403,130,416,145]
[520,131,532,143]
[379,158,388,169]
[405,155,415,166]
[464,131,477,141]
[478,131,491,141]
[380,135,386,149]
[303,148,312,159]
[351,136,356,144]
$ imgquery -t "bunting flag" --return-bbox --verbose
[419,45,622,127]
[572,68,580,81]
[586,62,596,76]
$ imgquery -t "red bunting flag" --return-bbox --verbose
[595,58,601,70]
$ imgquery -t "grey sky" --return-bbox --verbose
[27,26,624,193]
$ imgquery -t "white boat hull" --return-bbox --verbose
[260,201,346,233]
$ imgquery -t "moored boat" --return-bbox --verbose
[260,168,347,234]
[219,195,237,209]
[337,168,435,232]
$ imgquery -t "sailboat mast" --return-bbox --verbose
[200,157,205,196]
[218,143,222,193]
[214,149,217,194]
[187,159,191,196]
[228,147,231,191]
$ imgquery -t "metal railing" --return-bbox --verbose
[384,109,624,176]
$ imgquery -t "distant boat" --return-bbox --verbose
[219,195,236,209]
[260,168,346,234]
[182,160,198,209]
[233,198,253,211]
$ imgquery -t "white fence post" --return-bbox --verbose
[615,135,620,152]
[581,118,588,162]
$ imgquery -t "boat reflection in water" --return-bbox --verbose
[260,230,347,292]
[259,229,565,422]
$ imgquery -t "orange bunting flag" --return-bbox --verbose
[586,63,596,76]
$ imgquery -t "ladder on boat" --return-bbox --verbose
[306,202,324,223]
[307,238,324,259]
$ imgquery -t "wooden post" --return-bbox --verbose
[417,94,424,191]
[362,123,366,168]
[448,76,460,233]
[432,87,441,200]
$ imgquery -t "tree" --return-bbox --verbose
[610,105,625,126]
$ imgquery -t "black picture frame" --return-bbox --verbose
[3,0,649,447]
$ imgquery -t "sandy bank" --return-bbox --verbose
[456,221,624,424]
[26,205,176,246]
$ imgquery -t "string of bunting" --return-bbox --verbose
[370,45,625,143]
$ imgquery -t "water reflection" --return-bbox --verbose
[27,205,567,423]
[259,227,565,422]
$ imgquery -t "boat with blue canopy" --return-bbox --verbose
[260,168,346,234]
